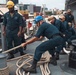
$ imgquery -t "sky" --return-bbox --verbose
[19,0,66,10]
[0,0,65,10]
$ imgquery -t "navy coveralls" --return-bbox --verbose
[3,11,24,54]
[53,19,65,33]
[52,19,66,53]
[67,28,76,45]
[65,14,74,23]
[64,14,76,47]
[57,21,75,53]
[21,17,26,43]
[57,21,73,53]
[63,21,75,40]
[34,22,63,61]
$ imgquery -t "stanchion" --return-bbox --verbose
[0,53,9,75]
[0,23,7,51]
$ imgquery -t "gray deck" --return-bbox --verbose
[7,41,76,75]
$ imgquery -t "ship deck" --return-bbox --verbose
[7,40,76,75]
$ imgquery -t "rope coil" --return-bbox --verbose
[2,43,51,75]
[0,67,9,75]
[14,51,51,75]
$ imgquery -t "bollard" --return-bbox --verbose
[0,53,9,75]
[69,51,76,69]
[0,19,9,75]
[69,40,76,69]
[0,53,7,68]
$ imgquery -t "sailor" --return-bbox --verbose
[56,15,75,59]
[60,15,75,40]
[21,15,63,73]
[3,1,24,59]
[14,5,27,50]
[48,16,66,60]
[65,9,76,27]
[63,9,76,47]
[48,16,65,33]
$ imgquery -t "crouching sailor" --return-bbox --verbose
[21,16,63,73]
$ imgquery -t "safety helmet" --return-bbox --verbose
[34,16,43,24]
[6,1,14,9]
[63,11,67,15]
[14,5,19,10]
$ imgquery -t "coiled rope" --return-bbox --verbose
[2,44,51,75]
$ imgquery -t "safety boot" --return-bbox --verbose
[20,52,25,56]
[8,53,14,59]
[50,56,57,66]
[23,59,37,73]
[24,46,26,50]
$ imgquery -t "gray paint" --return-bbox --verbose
[0,53,7,68]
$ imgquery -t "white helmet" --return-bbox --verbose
[63,11,67,15]
[14,5,19,10]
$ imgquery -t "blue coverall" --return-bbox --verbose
[67,28,76,45]
[56,21,75,53]
[3,11,24,54]
[61,21,71,47]
[51,19,66,54]
[53,18,66,33]
[64,13,75,46]
[65,14,74,23]
[21,17,26,43]
[34,22,63,61]
[56,21,71,53]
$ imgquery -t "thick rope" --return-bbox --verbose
[2,45,22,54]
[2,44,51,75]
[0,67,9,75]
[40,65,45,75]
[16,57,33,75]
[14,52,51,75]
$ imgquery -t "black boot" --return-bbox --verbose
[55,52,59,60]
[24,46,27,50]
[8,53,14,59]
[20,52,25,56]
[23,59,37,73]
[50,56,57,66]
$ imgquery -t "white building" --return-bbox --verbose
[0,0,6,4]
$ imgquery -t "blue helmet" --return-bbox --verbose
[34,16,43,24]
